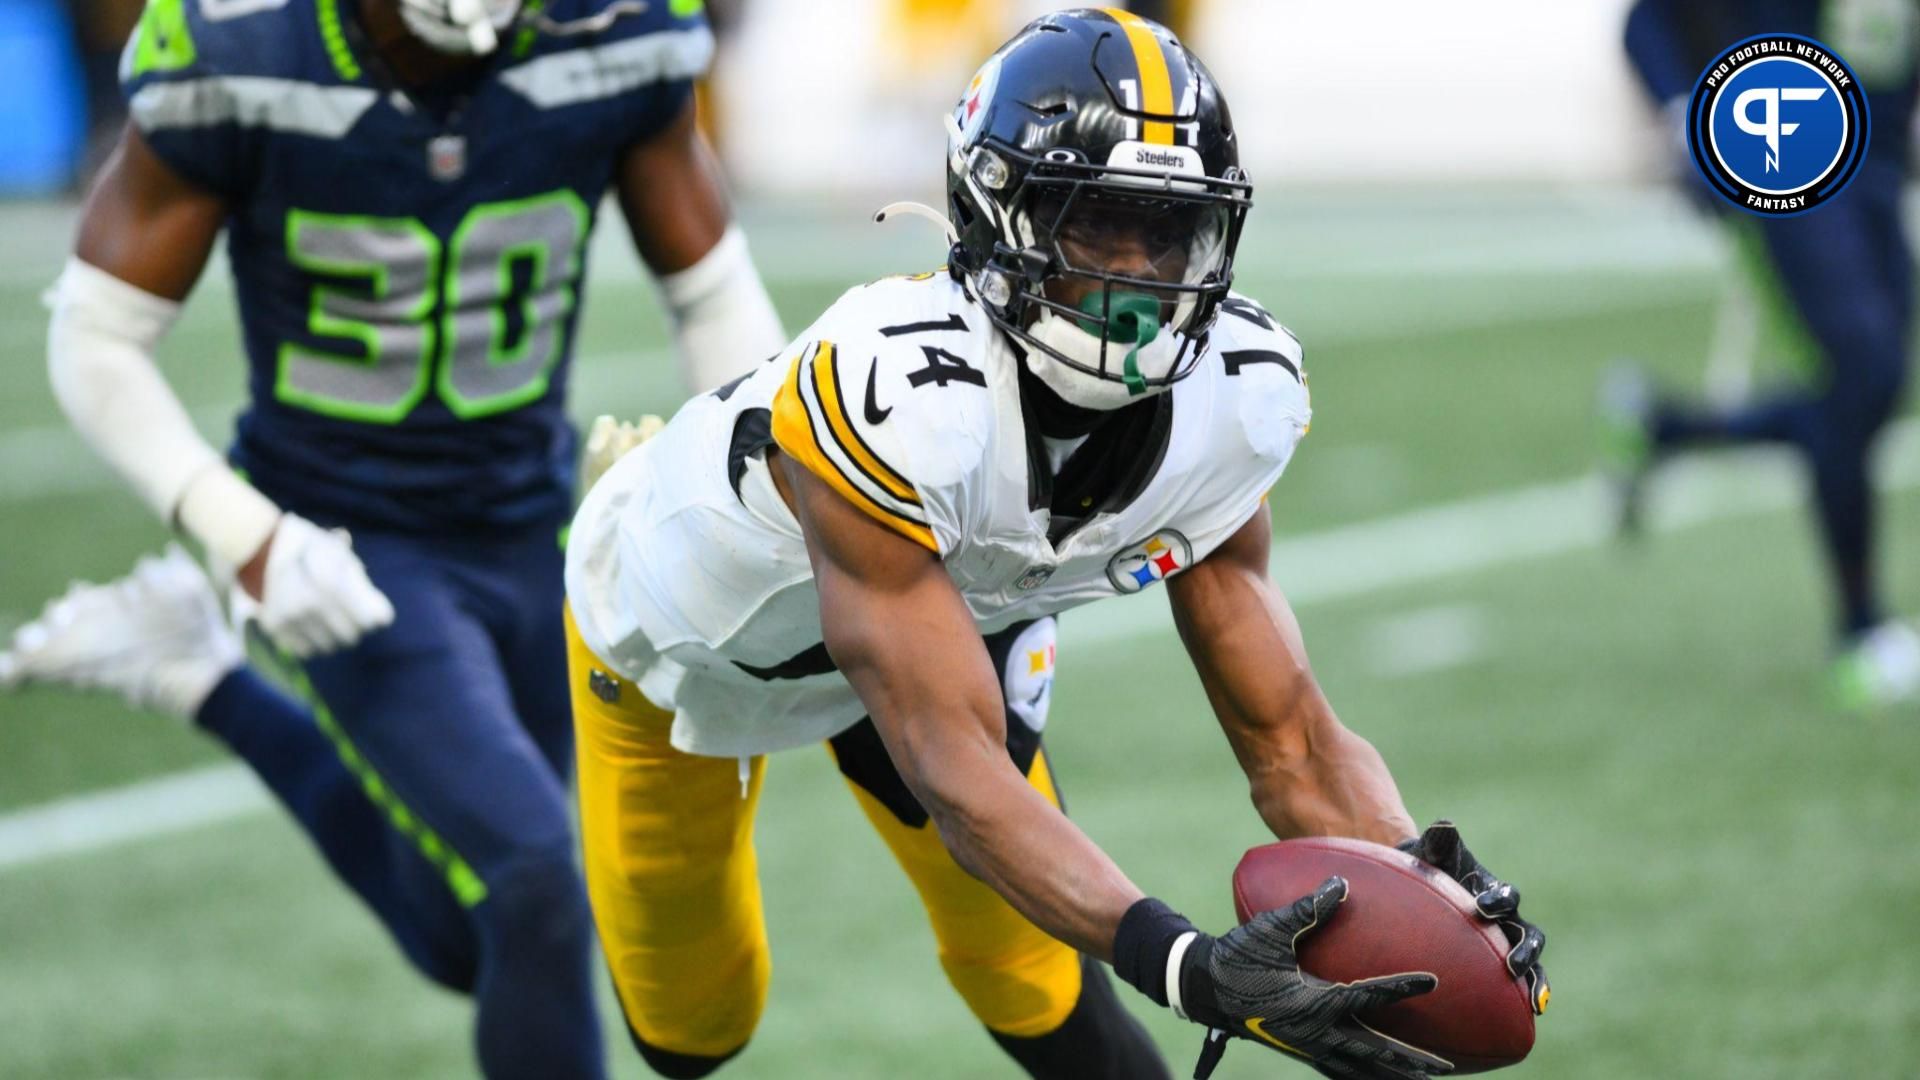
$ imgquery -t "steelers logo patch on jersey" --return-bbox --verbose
[1106,530,1193,594]
[1002,618,1057,733]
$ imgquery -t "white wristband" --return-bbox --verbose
[1165,930,1200,1021]
[654,224,787,393]
[174,464,283,571]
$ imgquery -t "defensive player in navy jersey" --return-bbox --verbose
[1610,0,1919,706]
[0,0,785,1075]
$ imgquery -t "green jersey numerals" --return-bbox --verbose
[277,191,589,423]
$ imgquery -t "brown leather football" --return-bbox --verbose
[1232,837,1534,1073]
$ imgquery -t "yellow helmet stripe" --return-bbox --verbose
[1103,7,1176,145]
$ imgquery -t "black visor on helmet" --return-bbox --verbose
[980,143,1250,391]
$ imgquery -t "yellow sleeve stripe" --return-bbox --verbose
[772,352,939,553]
[812,343,919,507]
[1103,8,1176,145]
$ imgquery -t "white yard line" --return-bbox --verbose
[3,417,1915,872]
[1366,605,1491,681]
[1064,418,1920,648]
[0,764,266,871]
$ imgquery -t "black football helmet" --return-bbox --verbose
[945,8,1251,410]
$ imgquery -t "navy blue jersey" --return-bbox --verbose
[120,0,710,532]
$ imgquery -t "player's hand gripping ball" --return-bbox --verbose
[1232,836,1539,1074]
[1398,821,1549,1018]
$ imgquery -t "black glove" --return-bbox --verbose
[1115,878,1452,1080]
[1399,821,1550,1016]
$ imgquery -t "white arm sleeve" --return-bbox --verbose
[655,224,787,393]
[47,257,281,569]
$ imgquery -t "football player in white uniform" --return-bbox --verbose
[564,10,1549,1079]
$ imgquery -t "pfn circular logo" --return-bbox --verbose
[1686,35,1869,216]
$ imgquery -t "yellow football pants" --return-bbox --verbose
[566,608,1082,1058]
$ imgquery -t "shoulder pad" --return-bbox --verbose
[120,0,330,87]
[534,0,710,43]
[500,0,713,106]
[1208,293,1311,459]
[118,0,369,195]
[771,278,995,552]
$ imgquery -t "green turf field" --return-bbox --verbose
[1,190,1916,1079]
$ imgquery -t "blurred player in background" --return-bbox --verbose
[1609,0,1920,708]
[64,0,144,179]
[566,10,1546,1079]
[0,0,784,1074]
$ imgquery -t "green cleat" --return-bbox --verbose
[1827,621,1920,712]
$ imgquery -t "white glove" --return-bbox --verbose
[238,514,396,659]
[581,413,665,493]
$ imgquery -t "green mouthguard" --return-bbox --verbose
[1076,292,1161,396]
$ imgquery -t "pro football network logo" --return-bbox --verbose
[1685,34,1869,216]
[1106,530,1192,594]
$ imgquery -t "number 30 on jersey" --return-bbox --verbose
[278,190,588,423]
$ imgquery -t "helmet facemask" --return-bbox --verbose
[960,144,1250,412]
[1023,182,1232,406]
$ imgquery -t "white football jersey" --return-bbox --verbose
[566,271,1310,758]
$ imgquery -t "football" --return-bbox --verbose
[1231,837,1534,1073]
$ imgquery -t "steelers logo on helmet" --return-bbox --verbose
[944,8,1252,412]
[956,55,1004,145]
[1685,34,1870,216]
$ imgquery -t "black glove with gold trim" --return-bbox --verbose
[1114,878,1452,1080]
[1399,821,1550,1017]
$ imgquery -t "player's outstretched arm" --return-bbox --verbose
[780,459,1447,1078]
[1167,509,1419,847]
[48,127,391,657]
[616,97,784,393]
[1173,511,1551,1021]
[776,450,1144,960]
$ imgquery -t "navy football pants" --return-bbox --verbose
[1656,156,1915,638]
[195,519,602,1080]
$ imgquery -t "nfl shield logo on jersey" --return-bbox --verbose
[1106,530,1194,594]
[427,134,467,182]
[1015,563,1056,591]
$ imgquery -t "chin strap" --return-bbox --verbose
[1120,326,1157,396]
[873,201,959,245]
